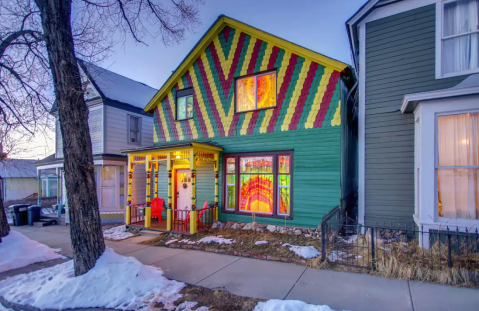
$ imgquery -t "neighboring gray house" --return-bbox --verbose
[0,159,38,202]
[347,0,479,232]
[35,60,157,223]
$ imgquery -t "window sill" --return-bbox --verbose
[235,106,276,114]
[414,213,479,232]
[436,67,479,80]
[175,118,193,122]
[221,209,292,220]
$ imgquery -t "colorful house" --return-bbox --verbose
[124,16,358,233]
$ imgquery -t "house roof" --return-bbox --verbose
[401,74,479,113]
[0,159,37,178]
[144,15,349,113]
[34,154,58,166]
[51,61,158,114]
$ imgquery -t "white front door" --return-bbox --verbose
[176,169,192,219]
[101,166,118,209]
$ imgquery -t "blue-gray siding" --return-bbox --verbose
[364,4,469,225]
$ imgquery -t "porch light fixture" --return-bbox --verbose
[176,154,181,159]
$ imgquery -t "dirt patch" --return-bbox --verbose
[145,228,322,262]
[156,284,263,311]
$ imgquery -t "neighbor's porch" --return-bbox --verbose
[124,142,222,234]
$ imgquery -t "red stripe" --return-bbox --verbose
[197,57,226,137]
[247,39,263,75]
[154,107,166,142]
[223,26,231,43]
[227,33,247,137]
[267,46,280,70]
[266,54,298,133]
[185,71,209,138]
[313,71,340,128]
[163,95,179,141]
[246,110,260,135]
[289,62,318,131]
[209,33,246,97]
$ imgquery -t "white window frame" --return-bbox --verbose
[128,115,141,145]
[436,0,479,79]
[413,95,479,232]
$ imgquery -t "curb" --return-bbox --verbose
[0,296,117,311]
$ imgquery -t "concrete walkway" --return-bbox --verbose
[5,225,479,311]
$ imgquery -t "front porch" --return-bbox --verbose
[124,142,222,234]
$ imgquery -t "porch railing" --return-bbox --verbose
[171,209,191,233]
[130,203,146,225]
[196,206,216,230]
[170,206,216,234]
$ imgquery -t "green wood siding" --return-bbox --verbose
[364,4,470,225]
[156,164,168,217]
[196,161,215,209]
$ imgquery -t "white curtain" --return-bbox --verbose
[442,0,479,75]
[438,113,479,219]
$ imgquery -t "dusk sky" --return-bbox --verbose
[25,0,367,159]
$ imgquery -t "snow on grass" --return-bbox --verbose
[255,241,269,245]
[327,250,361,262]
[0,302,13,311]
[102,225,134,240]
[165,239,179,245]
[254,300,337,311]
[178,239,198,245]
[0,248,185,310]
[282,244,320,259]
[0,231,64,273]
[196,236,235,245]
[340,235,358,244]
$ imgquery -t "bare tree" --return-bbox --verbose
[1,0,202,275]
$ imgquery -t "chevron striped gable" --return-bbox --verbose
[153,26,342,143]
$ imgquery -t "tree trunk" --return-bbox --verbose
[35,0,105,276]
[0,179,10,240]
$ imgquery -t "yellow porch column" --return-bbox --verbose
[166,152,172,231]
[145,155,152,228]
[154,163,159,198]
[190,149,197,234]
[126,156,133,225]
[214,153,219,220]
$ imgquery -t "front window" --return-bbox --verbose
[224,152,292,217]
[236,71,277,112]
[176,88,194,120]
[129,115,141,144]
[437,112,479,219]
[440,0,479,77]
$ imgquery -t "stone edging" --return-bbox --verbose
[211,221,322,239]
[160,242,309,266]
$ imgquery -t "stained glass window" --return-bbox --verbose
[224,153,292,217]
[225,157,236,211]
[236,72,276,112]
[177,95,193,120]
[278,155,291,216]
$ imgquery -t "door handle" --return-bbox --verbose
[176,192,179,197]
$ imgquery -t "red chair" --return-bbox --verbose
[151,198,164,221]
[184,201,208,231]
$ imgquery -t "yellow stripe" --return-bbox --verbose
[200,52,233,136]
[260,51,292,133]
[305,68,334,129]
[157,101,171,142]
[213,31,241,79]
[260,43,273,71]
[331,100,341,126]
[240,37,257,76]
[240,112,253,135]
[281,59,311,131]
[167,88,184,141]
[189,67,215,138]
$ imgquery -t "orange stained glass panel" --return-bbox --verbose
[236,76,255,112]
[256,72,276,108]
[239,174,273,214]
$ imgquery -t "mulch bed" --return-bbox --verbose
[144,228,322,266]
[155,284,263,311]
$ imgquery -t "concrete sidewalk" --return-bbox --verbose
[6,225,479,311]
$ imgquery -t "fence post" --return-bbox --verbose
[371,227,376,270]
[166,209,172,231]
[321,222,326,262]
[125,205,131,225]
[447,226,452,268]
[190,210,197,234]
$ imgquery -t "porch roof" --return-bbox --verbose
[122,142,223,156]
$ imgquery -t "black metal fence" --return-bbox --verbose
[321,206,479,271]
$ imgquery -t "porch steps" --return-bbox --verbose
[33,218,57,227]
[139,230,164,237]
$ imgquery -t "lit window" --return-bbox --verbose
[236,71,276,112]
[439,0,479,77]
[176,88,194,120]
[129,115,141,144]
[224,152,292,217]
[437,112,479,219]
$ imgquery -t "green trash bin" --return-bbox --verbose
[28,205,42,225]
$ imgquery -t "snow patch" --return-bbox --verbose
[0,248,185,310]
[0,231,64,273]
[255,241,269,245]
[340,235,358,244]
[254,299,337,311]
[196,236,235,245]
[102,225,134,240]
[0,302,13,311]
[282,244,320,259]
[178,239,198,245]
[165,239,179,245]
[327,250,361,262]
